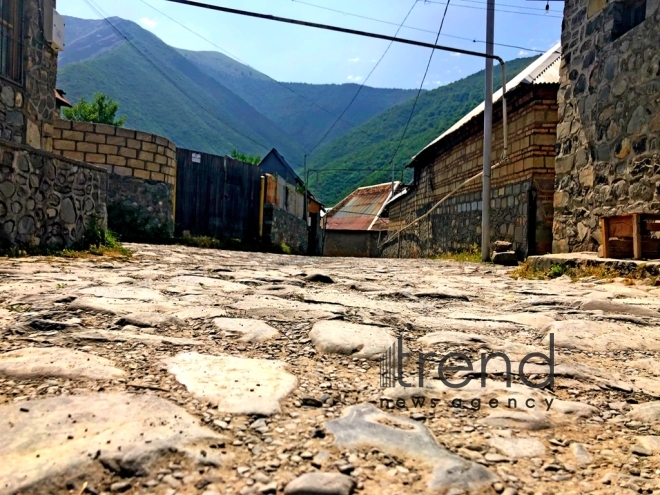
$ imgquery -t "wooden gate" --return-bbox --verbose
[175,149,262,241]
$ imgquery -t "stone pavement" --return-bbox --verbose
[1,244,660,495]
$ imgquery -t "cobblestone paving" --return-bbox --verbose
[1,244,660,495]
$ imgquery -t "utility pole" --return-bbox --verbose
[481,0,495,262]
[303,154,308,224]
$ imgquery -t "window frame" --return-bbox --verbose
[0,0,24,86]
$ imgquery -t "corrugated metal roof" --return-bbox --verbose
[411,43,561,163]
[326,182,402,231]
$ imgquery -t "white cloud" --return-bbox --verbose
[518,50,530,56]
[347,75,363,82]
[348,57,360,63]
[450,52,461,57]
[139,17,158,30]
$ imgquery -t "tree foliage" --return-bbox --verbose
[230,149,261,165]
[63,92,127,126]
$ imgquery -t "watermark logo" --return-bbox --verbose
[378,333,556,411]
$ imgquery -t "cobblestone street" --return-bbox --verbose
[1,245,660,495]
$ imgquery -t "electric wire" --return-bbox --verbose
[307,0,419,154]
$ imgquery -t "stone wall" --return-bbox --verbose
[51,119,177,240]
[263,204,308,255]
[0,139,108,249]
[384,85,558,258]
[553,0,660,253]
[324,231,382,258]
[0,0,58,150]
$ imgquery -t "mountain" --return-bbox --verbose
[58,16,306,164]
[306,55,539,205]
[58,16,418,163]
[178,49,419,151]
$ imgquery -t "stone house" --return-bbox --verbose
[324,182,403,257]
[0,0,108,249]
[383,45,561,259]
[553,0,660,253]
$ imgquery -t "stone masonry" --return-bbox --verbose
[51,119,177,240]
[0,139,108,249]
[553,0,660,252]
[384,85,557,258]
[0,0,59,151]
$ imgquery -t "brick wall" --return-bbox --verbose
[51,119,177,241]
[384,85,558,258]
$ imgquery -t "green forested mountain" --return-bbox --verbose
[306,55,538,204]
[178,49,419,151]
[58,16,306,163]
[58,16,418,166]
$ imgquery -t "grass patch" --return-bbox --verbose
[0,216,131,260]
[431,244,482,263]
[511,261,619,282]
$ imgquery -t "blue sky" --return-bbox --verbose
[57,0,563,89]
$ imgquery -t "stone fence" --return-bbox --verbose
[51,120,177,241]
[0,139,108,249]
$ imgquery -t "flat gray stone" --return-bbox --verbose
[213,318,279,342]
[170,276,250,292]
[571,443,592,467]
[629,402,660,423]
[174,306,227,320]
[487,437,546,458]
[230,295,341,320]
[636,436,660,454]
[542,320,660,352]
[0,347,125,380]
[310,321,398,360]
[480,410,552,431]
[115,312,183,328]
[76,286,166,301]
[580,299,660,318]
[69,330,202,346]
[418,331,493,347]
[163,352,297,415]
[284,472,355,495]
[0,393,225,495]
[448,312,556,329]
[325,403,496,493]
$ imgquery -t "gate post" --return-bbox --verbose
[259,175,266,238]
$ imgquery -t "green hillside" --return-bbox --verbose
[179,49,419,150]
[58,17,306,164]
[306,56,538,205]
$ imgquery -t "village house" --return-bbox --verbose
[0,0,110,249]
[324,182,402,257]
[382,45,561,259]
[552,0,660,255]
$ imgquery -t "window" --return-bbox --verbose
[0,0,22,83]
[611,0,647,41]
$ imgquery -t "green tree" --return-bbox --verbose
[63,92,127,126]
[230,149,261,165]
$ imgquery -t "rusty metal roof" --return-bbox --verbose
[325,182,402,231]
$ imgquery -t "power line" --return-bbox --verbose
[290,0,555,53]
[387,0,451,173]
[423,0,562,17]
[307,0,418,154]
[81,0,297,165]
[137,0,377,149]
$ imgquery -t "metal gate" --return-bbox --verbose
[175,149,262,241]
